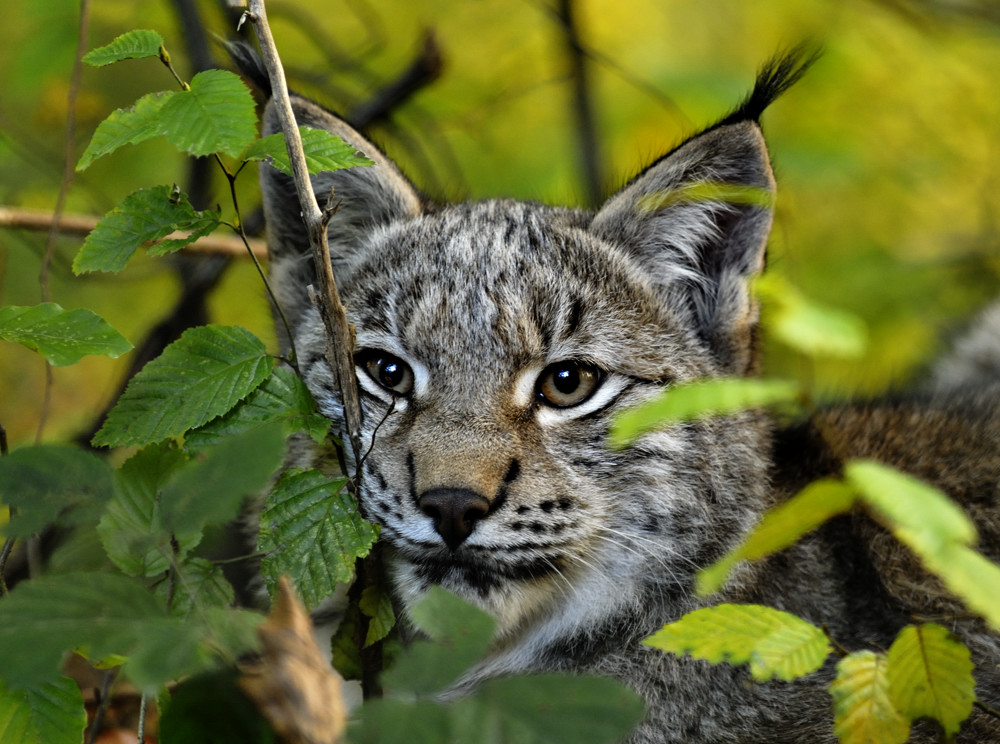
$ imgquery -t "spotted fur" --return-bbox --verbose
[254,50,1000,742]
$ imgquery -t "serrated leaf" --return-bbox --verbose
[82,29,164,66]
[830,651,909,744]
[846,460,977,551]
[697,479,856,595]
[382,587,495,695]
[644,603,830,682]
[756,273,868,358]
[0,676,86,744]
[93,325,270,447]
[73,185,221,274]
[258,469,377,610]
[610,378,800,448]
[97,442,200,576]
[186,366,329,449]
[76,91,172,171]
[360,583,396,647]
[0,445,112,538]
[887,624,975,737]
[155,558,235,615]
[0,572,260,694]
[0,303,132,365]
[159,69,257,158]
[159,422,285,533]
[243,126,374,177]
[0,572,165,688]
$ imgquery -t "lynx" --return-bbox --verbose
[249,49,1000,742]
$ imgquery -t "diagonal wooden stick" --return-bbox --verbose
[242,0,363,467]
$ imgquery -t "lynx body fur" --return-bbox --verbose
[254,52,1000,742]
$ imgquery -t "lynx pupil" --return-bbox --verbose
[361,351,413,395]
[537,361,601,407]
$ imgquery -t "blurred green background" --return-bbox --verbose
[2,0,999,447]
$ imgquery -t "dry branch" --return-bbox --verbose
[0,205,267,259]
[243,0,364,464]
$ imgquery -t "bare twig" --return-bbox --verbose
[554,0,602,207]
[346,31,443,129]
[0,206,267,259]
[244,0,364,466]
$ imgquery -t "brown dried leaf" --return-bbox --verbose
[239,577,346,744]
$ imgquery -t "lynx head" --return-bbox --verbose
[258,52,813,640]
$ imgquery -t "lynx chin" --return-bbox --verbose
[246,48,1000,743]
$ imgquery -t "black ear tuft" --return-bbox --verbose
[225,40,272,96]
[712,44,820,128]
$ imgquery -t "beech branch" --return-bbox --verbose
[242,0,364,466]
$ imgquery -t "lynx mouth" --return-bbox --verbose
[406,551,564,597]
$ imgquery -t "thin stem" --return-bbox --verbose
[137,691,149,743]
[36,0,91,444]
[222,169,300,369]
[84,667,120,744]
[159,46,190,91]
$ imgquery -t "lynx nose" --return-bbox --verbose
[417,488,490,551]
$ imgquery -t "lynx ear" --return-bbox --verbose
[592,50,814,374]
[591,120,775,374]
[258,95,423,334]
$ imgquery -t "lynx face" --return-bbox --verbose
[260,55,808,641]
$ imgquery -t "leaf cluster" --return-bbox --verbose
[0,28,377,743]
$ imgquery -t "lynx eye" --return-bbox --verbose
[536,361,603,408]
[358,350,414,395]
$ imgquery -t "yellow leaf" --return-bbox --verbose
[831,651,909,744]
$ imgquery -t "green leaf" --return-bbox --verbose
[73,185,221,274]
[76,91,173,171]
[82,29,164,66]
[0,572,165,688]
[924,545,1000,631]
[258,469,377,610]
[243,126,375,177]
[186,366,329,449]
[0,676,87,744]
[846,460,977,551]
[93,325,271,447]
[159,669,277,744]
[159,69,257,158]
[155,558,235,615]
[0,303,131,366]
[756,273,868,358]
[638,181,775,211]
[610,377,800,448]
[382,587,495,695]
[124,608,262,692]
[159,422,285,533]
[697,479,857,595]
[360,583,397,647]
[97,442,199,577]
[352,699,451,744]
[357,674,643,744]
[887,624,975,737]
[644,603,830,682]
[830,651,909,744]
[0,445,112,537]
[478,674,645,744]
[846,461,1000,629]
